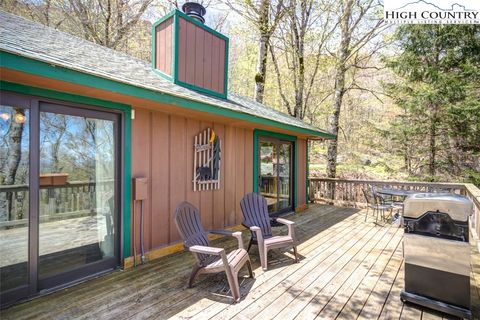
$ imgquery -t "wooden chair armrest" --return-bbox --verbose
[250,226,264,244]
[276,218,294,225]
[189,245,224,256]
[190,245,230,269]
[208,230,244,249]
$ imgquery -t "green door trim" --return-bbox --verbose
[0,81,133,259]
[253,129,298,211]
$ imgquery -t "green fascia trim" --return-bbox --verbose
[223,38,229,97]
[0,51,334,139]
[152,68,174,82]
[0,81,133,259]
[174,78,227,99]
[252,129,298,210]
[172,12,180,80]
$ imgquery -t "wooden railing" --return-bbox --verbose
[308,177,480,249]
[0,180,114,228]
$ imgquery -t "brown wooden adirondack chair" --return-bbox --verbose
[174,201,254,302]
[240,193,298,271]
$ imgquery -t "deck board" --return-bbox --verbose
[1,204,479,320]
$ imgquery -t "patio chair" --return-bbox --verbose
[371,186,403,221]
[240,193,298,271]
[174,201,254,302]
[362,188,393,223]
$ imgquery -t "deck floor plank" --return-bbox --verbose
[131,207,360,320]
[267,225,393,320]
[311,227,402,320]
[170,209,359,319]
[233,219,376,320]
[165,208,366,320]
[1,204,479,320]
[312,223,401,320]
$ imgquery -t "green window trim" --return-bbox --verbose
[150,9,229,99]
[253,129,298,210]
[0,81,133,259]
[0,51,334,139]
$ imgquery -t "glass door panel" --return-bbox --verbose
[38,107,117,281]
[278,142,292,211]
[259,138,294,215]
[259,141,278,213]
[0,104,30,293]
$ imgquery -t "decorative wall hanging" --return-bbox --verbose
[193,128,221,191]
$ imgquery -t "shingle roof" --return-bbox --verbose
[0,10,333,138]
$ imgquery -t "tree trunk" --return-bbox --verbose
[254,0,270,104]
[326,0,353,180]
[428,106,438,178]
[294,40,305,119]
[1,108,25,222]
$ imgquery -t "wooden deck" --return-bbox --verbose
[2,204,479,319]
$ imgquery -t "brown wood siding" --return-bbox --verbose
[155,17,173,76]
[178,17,188,82]
[297,139,307,207]
[177,16,226,95]
[131,107,253,252]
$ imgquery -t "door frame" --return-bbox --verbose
[253,129,297,215]
[0,84,131,307]
[37,101,121,291]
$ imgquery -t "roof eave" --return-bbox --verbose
[0,50,335,140]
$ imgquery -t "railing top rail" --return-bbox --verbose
[309,177,466,189]
[309,177,480,208]
[0,179,115,192]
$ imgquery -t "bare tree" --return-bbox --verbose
[63,0,153,50]
[226,0,287,103]
[270,0,337,119]
[326,0,385,179]
[1,0,155,59]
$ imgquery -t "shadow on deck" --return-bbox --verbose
[1,204,479,320]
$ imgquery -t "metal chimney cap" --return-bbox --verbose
[182,2,206,24]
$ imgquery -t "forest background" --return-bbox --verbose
[2,0,479,185]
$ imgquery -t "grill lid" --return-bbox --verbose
[403,193,473,222]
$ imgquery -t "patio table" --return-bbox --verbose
[375,188,418,227]
[375,188,418,198]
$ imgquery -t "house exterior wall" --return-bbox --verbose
[131,107,254,253]
[0,67,315,262]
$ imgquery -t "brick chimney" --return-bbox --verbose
[152,3,228,99]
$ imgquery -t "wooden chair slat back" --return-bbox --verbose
[240,193,273,239]
[174,201,210,265]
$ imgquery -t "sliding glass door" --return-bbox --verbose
[259,137,294,215]
[0,92,121,305]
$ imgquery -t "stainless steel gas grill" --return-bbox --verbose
[401,193,473,319]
